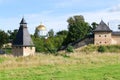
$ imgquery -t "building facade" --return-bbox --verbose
[12,18,35,56]
[94,20,120,45]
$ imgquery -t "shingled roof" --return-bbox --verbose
[94,20,112,32]
[112,31,120,36]
[12,18,34,47]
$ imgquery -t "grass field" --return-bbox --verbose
[0,51,120,80]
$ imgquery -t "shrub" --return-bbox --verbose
[66,45,74,53]
[98,45,106,53]
[62,54,70,58]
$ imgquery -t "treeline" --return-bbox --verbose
[32,15,98,53]
[0,15,99,54]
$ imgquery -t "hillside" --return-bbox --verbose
[0,49,120,80]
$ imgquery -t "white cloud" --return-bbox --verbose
[1,4,120,34]
[108,4,120,12]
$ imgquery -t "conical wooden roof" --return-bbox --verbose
[12,18,34,46]
[94,20,112,32]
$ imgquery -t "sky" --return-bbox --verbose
[0,0,120,34]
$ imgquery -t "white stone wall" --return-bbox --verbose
[23,47,35,56]
[12,46,35,56]
[94,32,112,45]
[111,35,120,45]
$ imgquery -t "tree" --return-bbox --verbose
[7,29,18,41]
[48,29,54,37]
[63,15,91,45]
[91,22,98,30]
[56,30,68,36]
[34,27,39,38]
[0,30,9,48]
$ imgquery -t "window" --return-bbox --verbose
[99,35,101,37]
[105,35,106,37]
[100,42,101,44]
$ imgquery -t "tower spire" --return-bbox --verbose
[20,17,27,24]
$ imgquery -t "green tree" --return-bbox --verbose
[91,22,98,30]
[0,30,9,48]
[7,29,18,41]
[56,30,68,36]
[63,15,91,45]
[34,27,39,38]
[48,29,54,37]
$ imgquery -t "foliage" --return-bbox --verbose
[32,33,66,53]
[56,30,68,36]
[80,44,98,54]
[91,22,98,30]
[98,45,106,53]
[7,29,18,41]
[80,45,120,53]
[3,48,12,54]
[0,30,9,48]
[48,29,54,37]
[34,27,39,38]
[63,15,92,45]
[32,36,45,52]
[66,45,74,53]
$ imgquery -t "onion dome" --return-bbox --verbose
[37,24,46,31]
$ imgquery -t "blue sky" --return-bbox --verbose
[0,0,120,34]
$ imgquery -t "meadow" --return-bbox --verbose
[0,49,120,80]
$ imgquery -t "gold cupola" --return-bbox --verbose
[37,24,46,31]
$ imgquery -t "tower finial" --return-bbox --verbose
[20,17,27,24]
[40,22,42,25]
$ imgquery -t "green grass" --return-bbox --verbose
[0,52,120,80]
[0,64,120,80]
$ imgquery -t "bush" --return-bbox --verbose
[98,45,106,53]
[61,54,70,58]
[66,45,74,53]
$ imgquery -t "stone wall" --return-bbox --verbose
[23,47,35,56]
[94,32,111,45]
[73,37,94,48]
[12,46,35,56]
[12,46,23,56]
[111,35,120,45]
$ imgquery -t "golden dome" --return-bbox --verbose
[37,24,46,31]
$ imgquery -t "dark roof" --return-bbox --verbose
[20,17,27,24]
[112,31,120,36]
[12,18,34,46]
[94,20,112,32]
